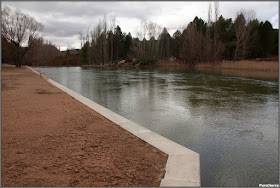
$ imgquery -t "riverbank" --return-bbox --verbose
[1,66,168,186]
[196,60,278,72]
[81,59,279,72]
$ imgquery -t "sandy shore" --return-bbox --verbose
[1,66,168,186]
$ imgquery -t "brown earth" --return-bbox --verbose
[195,60,279,72]
[1,66,168,187]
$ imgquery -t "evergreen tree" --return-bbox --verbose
[260,21,274,57]
[124,32,132,58]
[217,16,235,59]
[158,28,171,59]
[171,30,182,58]
[81,41,89,64]
[193,16,207,34]
[114,25,124,60]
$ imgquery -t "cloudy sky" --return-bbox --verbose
[2,1,279,51]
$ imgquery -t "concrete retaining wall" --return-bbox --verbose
[28,66,201,186]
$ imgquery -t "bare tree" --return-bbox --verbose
[213,1,220,60]
[140,19,148,40]
[233,12,245,60]
[1,6,44,67]
[90,29,96,64]
[109,15,116,63]
[78,29,84,49]
[180,23,202,64]
[205,2,212,62]
[234,10,256,60]
[102,15,108,64]
[213,1,225,61]
[147,20,161,58]
[136,26,142,57]
[242,10,256,58]
[155,24,162,58]
[93,21,102,64]
[24,38,61,66]
[140,19,148,57]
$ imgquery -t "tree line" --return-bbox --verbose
[79,5,278,66]
[1,4,278,67]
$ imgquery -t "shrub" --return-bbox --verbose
[47,55,81,66]
[137,57,158,65]
[125,57,133,63]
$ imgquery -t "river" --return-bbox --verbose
[33,66,279,186]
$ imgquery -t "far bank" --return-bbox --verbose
[82,59,279,73]
[73,59,279,80]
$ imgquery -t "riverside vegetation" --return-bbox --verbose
[1,3,278,72]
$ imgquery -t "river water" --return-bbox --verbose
[34,66,279,187]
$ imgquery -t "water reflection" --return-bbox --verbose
[34,66,279,187]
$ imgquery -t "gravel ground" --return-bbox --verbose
[1,66,168,187]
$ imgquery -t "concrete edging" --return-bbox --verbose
[28,66,201,187]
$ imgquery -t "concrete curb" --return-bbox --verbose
[28,66,201,187]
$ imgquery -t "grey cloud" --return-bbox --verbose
[220,2,278,23]
[43,19,88,38]
[43,35,81,50]
[3,2,162,20]
[3,1,278,50]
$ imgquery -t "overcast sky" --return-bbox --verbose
[2,1,279,51]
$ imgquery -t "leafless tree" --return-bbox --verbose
[234,12,245,60]
[140,19,149,57]
[102,15,108,64]
[146,20,157,58]
[205,2,212,62]
[24,38,60,66]
[136,26,142,57]
[79,29,83,49]
[140,19,148,40]
[180,22,204,64]
[1,6,44,67]
[234,10,256,60]
[155,24,162,58]
[203,2,224,63]
[91,20,103,64]
[213,1,220,60]
[78,28,87,49]
[242,10,256,58]
[109,15,116,63]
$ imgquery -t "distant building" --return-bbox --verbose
[60,49,80,56]
[60,51,66,56]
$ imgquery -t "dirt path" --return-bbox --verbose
[1,67,168,187]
